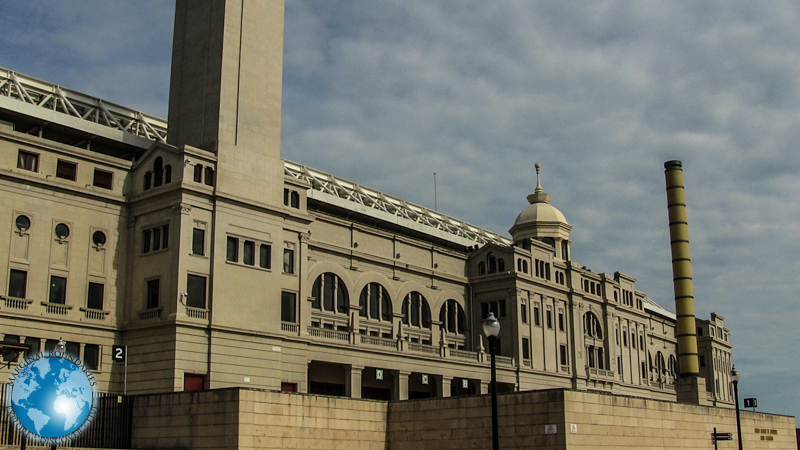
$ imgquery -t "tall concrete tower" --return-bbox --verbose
[664,160,708,405]
[168,0,286,206]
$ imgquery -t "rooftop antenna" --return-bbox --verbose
[434,173,438,211]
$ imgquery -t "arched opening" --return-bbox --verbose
[401,292,431,329]
[153,157,164,187]
[311,273,349,314]
[487,253,497,274]
[439,300,466,335]
[359,283,392,322]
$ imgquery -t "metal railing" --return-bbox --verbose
[307,327,350,342]
[0,384,132,448]
[0,67,167,146]
[360,335,396,348]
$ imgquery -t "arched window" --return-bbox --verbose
[359,283,392,321]
[153,157,164,187]
[290,190,300,208]
[487,253,497,274]
[523,260,528,274]
[311,273,348,314]
[193,164,203,182]
[164,165,172,184]
[517,259,522,272]
[583,312,603,338]
[656,351,666,377]
[497,258,505,272]
[401,292,431,328]
[204,167,215,186]
[561,241,569,260]
[668,355,677,377]
[439,300,466,335]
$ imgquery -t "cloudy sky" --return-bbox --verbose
[2,1,799,418]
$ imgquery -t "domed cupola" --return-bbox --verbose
[509,163,573,260]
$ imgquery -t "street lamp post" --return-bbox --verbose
[731,366,743,450]
[483,312,501,450]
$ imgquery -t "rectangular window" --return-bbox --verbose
[93,169,113,189]
[142,225,168,253]
[281,291,297,323]
[17,150,39,172]
[3,335,19,362]
[146,279,160,309]
[640,335,645,349]
[49,276,67,304]
[533,305,540,326]
[546,309,553,329]
[44,339,59,352]
[259,244,271,269]
[83,344,100,371]
[65,341,80,359]
[520,304,528,323]
[499,300,506,318]
[243,240,255,266]
[142,230,152,253]
[558,311,565,331]
[152,228,161,251]
[8,269,27,298]
[283,248,295,274]
[186,275,206,309]
[24,337,39,360]
[618,356,623,375]
[226,237,238,262]
[87,282,104,310]
[481,303,489,320]
[623,330,628,346]
[204,167,214,186]
[522,337,530,360]
[699,355,706,367]
[632,332,637,349]
[559,344,568,366]
[56,160,77,181]
[192,228,205,255]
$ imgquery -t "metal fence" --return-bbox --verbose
[1,383,132,448]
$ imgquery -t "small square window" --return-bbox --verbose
[522,337,530,360]
[243,241,255,266]
[227,237,239,262]
[56,160,77,181]
[83,344,100,371]
[17,150,39,172]
[147,279,160,309]
[192,228,205,256]
[49,276,67,304]
[283,248,295,274]
[8,269,27,298]
[87,282,104,310]
[259,244,271,269]
[281,291,297,323]
[186,275,207,309]
[93,169,113,189]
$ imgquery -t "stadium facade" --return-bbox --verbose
[1,0,736,410]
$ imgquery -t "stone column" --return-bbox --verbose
[347,365,363,399]
[440,377,451,398]
[394,371,410,401]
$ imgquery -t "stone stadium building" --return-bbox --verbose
[0,0,740,422]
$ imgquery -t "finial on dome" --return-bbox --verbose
[527,162,552,204]
[535,163,543,194]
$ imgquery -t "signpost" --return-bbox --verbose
[711,428,733,449]
[744,398,757,411]
[112,345,127,395]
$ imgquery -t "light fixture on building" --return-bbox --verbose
[731,366,743,450]
[483,312,500,450]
